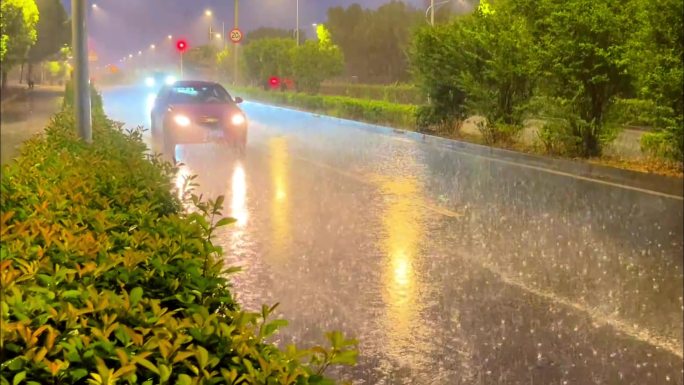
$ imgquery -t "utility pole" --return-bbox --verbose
[430,0,435,26]
[72,0,92,143]
[296,0,300,45]
[233,0,239,85]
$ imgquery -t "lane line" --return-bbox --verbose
[289,152,683,358]
[386,135,684,201]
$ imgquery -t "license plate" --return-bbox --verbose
[205,130,223,141]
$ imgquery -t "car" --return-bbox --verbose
[145,71,176,89]
[150,81,247,161]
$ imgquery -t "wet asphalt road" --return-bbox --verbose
[103,85,683,385]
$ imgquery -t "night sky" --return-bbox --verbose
[60,0,427,65]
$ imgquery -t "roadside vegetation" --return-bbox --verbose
[0,85,358,384]
[199,0,682,175]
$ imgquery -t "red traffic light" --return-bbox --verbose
[176,40,188,52]
[269,76,280,89]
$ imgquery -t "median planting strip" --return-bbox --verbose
[0,86,357,384]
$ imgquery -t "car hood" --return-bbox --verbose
[168,103,241,119]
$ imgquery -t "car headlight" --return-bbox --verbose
[231,113,246,126]
[145,77,155,87]
[165,75,176,85]
[173,114,191,127]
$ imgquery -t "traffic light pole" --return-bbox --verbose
[72,0,92,143]
[233,0,239,85]
[180,52,184,79]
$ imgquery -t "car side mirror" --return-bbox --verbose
[234,96,243,104]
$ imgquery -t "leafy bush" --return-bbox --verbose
[1,99,357,383]
[607,98,683,162]
[476,120,522,146]
[62,79,104,118]
[319,83,425,105]
[235,87,417,129]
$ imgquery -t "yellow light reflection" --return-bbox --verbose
[230,162,248,227]
[269,137,291,254]
[374,174,424,362]
[174,164,193,202]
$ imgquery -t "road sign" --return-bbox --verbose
[229,28,243,44]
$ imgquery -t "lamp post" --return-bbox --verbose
[205,9,213,43]
[296,0,299,45]
[72,0,92,143]
[233,0,240,84]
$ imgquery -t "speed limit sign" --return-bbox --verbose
[229,28,243,44]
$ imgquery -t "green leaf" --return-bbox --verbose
[331,350,358,366]
[70,369,89,381]
[129,287,143,307]
[215,217,236,228]
[176,374,192,385]
[61,290,82,299]
[12,371,26,385]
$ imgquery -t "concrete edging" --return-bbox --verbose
[248,99,683,198]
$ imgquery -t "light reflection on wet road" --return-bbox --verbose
[104,86,683,384]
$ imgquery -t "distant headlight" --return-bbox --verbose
[165,75,176,85]
[173,114,191,127]
[145,77,155,87]
[231,113,246,126]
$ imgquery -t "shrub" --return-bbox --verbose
[607,98,683,162]
[234,87,417,129]
[476,120,522,146]
[319,83,425,105]
[1,100,357,383]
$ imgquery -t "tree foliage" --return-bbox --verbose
[0,0,39,65]
[245,27,297,43]
[27,0,69,64]
[327,1,421,83]
[410,0,683,159]
[290,25,344,93]
[242,38,295,85]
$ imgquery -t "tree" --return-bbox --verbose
[26,0,70,81]
[327,2,421,83]
[457,2,537,134]
[246,27,301,43]
[242,38,295,86]
[183,45,219,78]
[291,25,344,93]
[0,0,39,88]
[525,0,637,156]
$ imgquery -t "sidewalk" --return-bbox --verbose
[1,85,63,164]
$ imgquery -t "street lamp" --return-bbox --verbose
[150,44,156,49]
[92,4,98,9]
[138,51,142,56]
[204,9,214,43]
[167,35,173,40]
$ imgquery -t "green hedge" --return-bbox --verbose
[318,83,425,105]
[0,91,356,384]
[235,87,418,129]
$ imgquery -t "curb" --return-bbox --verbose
[245,99,683,199]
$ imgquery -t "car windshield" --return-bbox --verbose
[167,85,232,104]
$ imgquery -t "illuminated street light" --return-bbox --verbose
[205,9,213,17]
[92,4,98,9]
[150,44,156,49]
[128,54,133,58]
[138,50,142,56]
[168,35,173,40]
